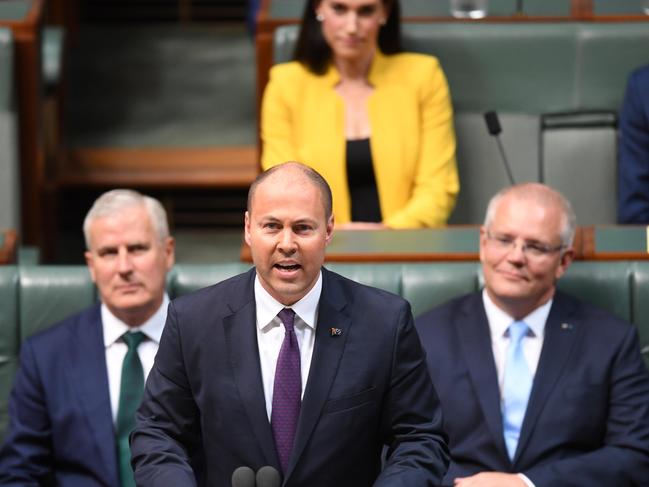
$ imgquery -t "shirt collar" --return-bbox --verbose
[254,272,322,331]
[482,289,551,340]
[102,294,169,348]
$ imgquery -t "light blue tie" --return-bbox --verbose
[502,320,532,460]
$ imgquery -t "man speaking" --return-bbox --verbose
[131,162,449,486]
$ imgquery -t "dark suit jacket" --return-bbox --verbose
[619,64,649,224]
[0,305,120,487]
[131,267,449,486]
[416,290,649,487]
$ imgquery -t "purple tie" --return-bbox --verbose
[271,308,301,474]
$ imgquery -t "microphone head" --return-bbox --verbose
[484,111,502,136]
[231,466,256,487]
[256,466,282,487]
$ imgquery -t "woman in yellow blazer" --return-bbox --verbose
[261,0,459,229]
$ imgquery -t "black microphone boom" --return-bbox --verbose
[483,111,516,186]
[231,466,256,487]
[256,466,281,487]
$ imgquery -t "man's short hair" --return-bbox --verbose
[83,189,170,249]
[247,162,333,220]
[484,184,577,247]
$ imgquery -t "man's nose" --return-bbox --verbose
[277,229,297,254]
[117,247,134,273]
[506,241,527,263]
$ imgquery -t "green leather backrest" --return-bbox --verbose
[0,27,20,232]
[0,0,31,22]
[594,0,645,14]
[0,28,12,112]
[629,262,649,369]
[170,263,252,297]
[267,0,571,18]
[0,267,19,443]
[19,266,97,342]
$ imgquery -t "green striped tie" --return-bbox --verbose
[116,331,146,487]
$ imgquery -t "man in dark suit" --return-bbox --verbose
[131,162,449,486]
[618,64,649,224]
[416,183,649,487]
[0,189,175,487]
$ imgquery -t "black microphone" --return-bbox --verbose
[231,466,256,487]
[484,111,516,186]
[256,466,281,487]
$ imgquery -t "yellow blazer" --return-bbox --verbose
[261,51,459,228]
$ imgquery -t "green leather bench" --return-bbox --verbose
[271,22,649,226]
[2,261,649,444]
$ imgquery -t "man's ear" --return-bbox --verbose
[325,214,334,245]
[555,247,574,280]
[164,237,176,269]
[478,226,488,264]
[85,251,97,283]
[244,211,252,246]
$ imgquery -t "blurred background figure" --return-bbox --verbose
[261,0,459,229]
[0,189,175,487]
[618,64,649,224]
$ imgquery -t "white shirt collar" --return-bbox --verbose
[482,289,551,340]
[254,272,322,331]
[102,294,169,348]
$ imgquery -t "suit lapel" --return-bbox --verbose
[223,269,279,468]
[514,292,580,464]
[67,306,119,486]
[287,269,351,478]
[456,294,508,458]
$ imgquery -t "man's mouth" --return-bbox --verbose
[274,263,301,271]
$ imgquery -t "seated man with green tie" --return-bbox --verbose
[0,189,175,487]
[416,183,649,487]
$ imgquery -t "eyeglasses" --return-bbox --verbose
[485,230,565,258]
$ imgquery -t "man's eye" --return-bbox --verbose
[128,245,149,254]
[497,236,513,245]
[98,249,118,257]
[294,225,313,233]
[526,243,547,255]
[263,223,280,230]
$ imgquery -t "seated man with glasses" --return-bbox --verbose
[416,183,649,487]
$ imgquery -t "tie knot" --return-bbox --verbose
[122,331,146,350]
[278,308,296,332]
[508,321,529,344]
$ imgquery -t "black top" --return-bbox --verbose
[346,138,382,223]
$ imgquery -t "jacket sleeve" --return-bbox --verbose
[260,64,298,170]
[374,301,450,485]
[131,302,201,487]
[384,58,459,229]
[523,326,649,486]
[618,67,649,224]
[0,341,54,486]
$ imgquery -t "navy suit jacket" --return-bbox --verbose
[416,290,649,487]
[0,305,120,487]
[618,64,649,223]
[131,267,449,487]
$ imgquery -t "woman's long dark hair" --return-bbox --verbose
[293,0,402,75]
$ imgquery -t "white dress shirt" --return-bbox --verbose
[102,294,169,423]
[254,272,321,421]
[482,290,552,487]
